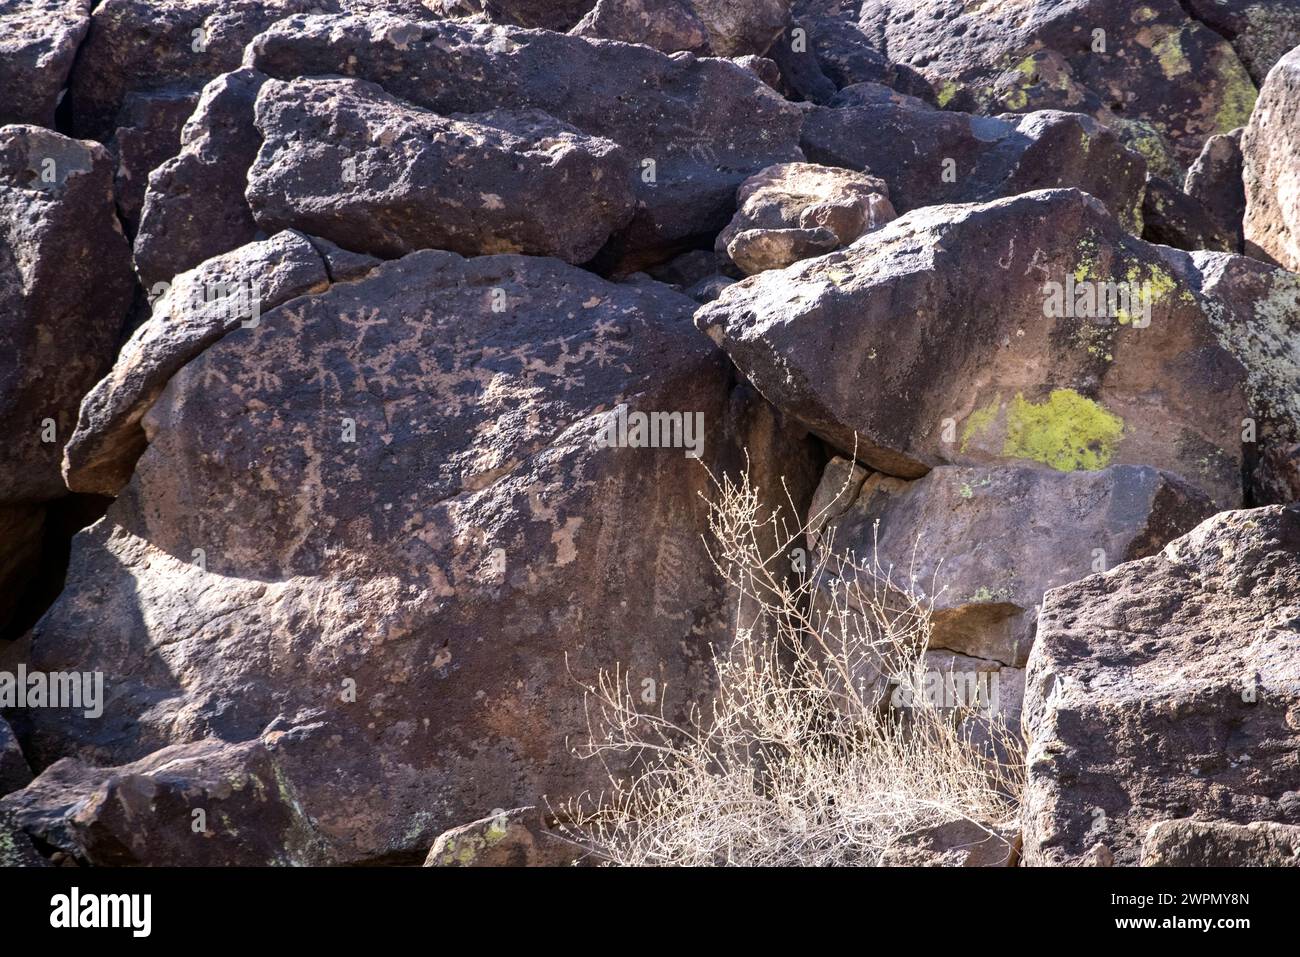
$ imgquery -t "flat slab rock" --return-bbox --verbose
[247,77,636,263]
[696,188,1250,509]
[20,247,815,863]
[1141,818,1300,866]
[1022,505,1300,866]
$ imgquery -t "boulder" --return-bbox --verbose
[1022,505,1300,866]
[879,818,1019,867]
[0,722,340,865]
[21,248,817,862]
[423,806,579,866]
[1243,44,1300,271]
[0,126,135,504]
[811,459,1216,667]
[1142,819,1300,866]
[696,189,1250,508]
[108,90,200,235]
[1141,174,1234,252]
[64,231,380,497]
[1185,0,1300,84]
[247,13,804,261]
[801,101,1147,231]
[0,0,90,128]
[717,162,895,274]
[247,78,636,263]
[1184,128,1247,252]
[571,0,790,57]
[0,808,46,866]
[0,715,33,797]
[857,0,1258,171]
[133,69,267,291]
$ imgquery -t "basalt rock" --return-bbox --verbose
[108,90,200,236]
[247,77,637,263]
[1141,174,1235,252]
[0,0,90,129]
[0,126,135,504]
[133,69,268,291]
[696,188,1249,508]
[717,162,895,274]
[801,100,1147,231]
[572,0,790,57]
[1185,0,1300,85]
[20,249,817,863]
[423,806,578,866]
[64,231,380,498]
[857,0,1258,171]
[247,13,805,261]
[810,458,1216,667]
[1022,505,1300,866]
[1142,819,1300,866]
[1185,128,1247,252]
[0,716,33,797]
[1243,44,1300,272]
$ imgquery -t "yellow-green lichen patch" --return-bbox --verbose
[1150,27,1192,79]
[960,397,1002,452]
[1002,389,1124,471]
[1213,51,1258,133]
[936,79,961,108]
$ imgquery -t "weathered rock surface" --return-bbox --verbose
[802,100,1147,231]
[1142,818,1300,866]
[857,0,1259,171]
[64,231,379,498]
[0,721,340,865]
[20,249,817,863]
[0,807,46,866]
[697,189,1250,508]
[0,126,135,504]
[423,806,578,866]
[879,818,1019,867]
[108,90,200,235]
[133,69,267,291]
[717,162,894,274]
[1022,505,1300,866]
[1141,174,1234,252]
[1243,44,1300,271]
[248,78,636,263]
[1185,0,1300,84]
[1185,128,1247,252]
[811,458,1216,667]
[0,0,90,129]
[573,0,789,57]
[0,716,33,797]
[247,13,805,261]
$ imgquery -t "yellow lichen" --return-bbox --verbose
[1002,389,1124,471]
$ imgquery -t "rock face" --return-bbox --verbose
[0,0,91,128]
[133,69,268,291]
[1243,44,1300,271]
[857,0,1258,171]
[1185,0,1300,84]
[107,90,200,235]
[18,247,816,863]
[811,459,1215,668]
[1022,505,1300,866]
[1142,819,1300,866]
[0,716,33,797]
[0,126,135,504]
[697,189,1250,508]
[572,0,790,57]
[423,806,578,866]
[802,100,1147,231]
[1185,128,1246,252]
[64,231,380,497]
[0,722,340,865]
[247,77,636,263]
[247,13,804,261]
[717,162,894,274]
[1141,174,1234,252]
